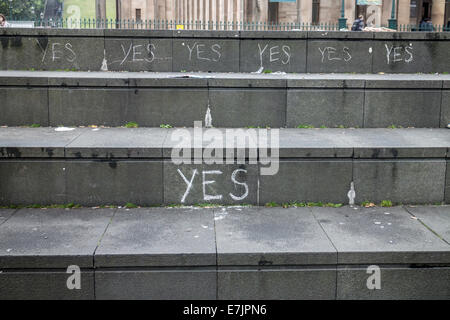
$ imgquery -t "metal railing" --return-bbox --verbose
[5,18,450,32]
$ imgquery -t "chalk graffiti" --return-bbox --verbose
[177,168,249,203]
[36,39,77,63]
[184,42,222,62]
[318,46,352,63]
[385,44,413,64]
[258,43,291,68]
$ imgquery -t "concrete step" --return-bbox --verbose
[0,127,449,206]
[0,205,449,299]
[1,71,449,128]
[1,28,449,74]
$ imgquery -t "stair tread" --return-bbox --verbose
[0,206,449,269]
[0,127,449,159]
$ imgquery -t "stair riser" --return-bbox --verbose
[1,85,449,128]
[0,159,448,205]
[1,29,449,73]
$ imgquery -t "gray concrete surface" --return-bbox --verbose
[0,127,449,206]
[311,206,450,264]
[0,71,448,128]
[0,205,449,299]
[1,29,449,73]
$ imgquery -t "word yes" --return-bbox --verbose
[119,43,156,64]
[36,40,77,63]
[178,168,249,203]
[258,43,291,66]
[385,44,413,64]
[186,42,221,62]
[318,47,351,63]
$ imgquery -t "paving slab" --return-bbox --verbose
[0,161,67,205]
[95,208,216,267]
[209,88,286,127]
[363,90,442,128]
[287,89,364,128]
[96,269,216,300]
[447,160,450,204]
[277,129,353,158]
[0,127,84,158]
[0,208,115,269]
[0,87,49,126]
[441,91,450,128]
[344,265,450,300]
[127,88,208,127]
[65,128,168,158]
[351,128,450,158]
[353,160,446,204]
[0,209,16,225]
[215,206,336,266]
[405,206,450,243]
[49,88,130,127]
[312,206,450,264]
[259,160,352,204]
[0,270,95,300]
[337,266,450,300]
[218,267,336,300]
[65,160,163,206]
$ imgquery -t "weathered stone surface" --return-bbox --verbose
[287,89,364,128]
[127,88,208,127]
[372,41,450,73]
[0,208,115,268]
[278,129,354,158]
[164,162,258,205]
[351,128,450,158]
[406,205,450,243]
[363,90,441,128]
[65,161,163,206]
[209,89,286,127]
[353,160,446,204]
[447,160,450,204]
[240,39,307,73]
[96,269,216,300]
[95,208,216,267]
[312,206,450,264]
[218,267,336,300]
[65,128,167,158]
[0,209,16,225]
[0,270,94,300]
[0,161,66,205]
[104,38,172,72]
[172,39,239,72]
[307,41,373,73]
[441,91,450,128]
[259,160,352,204]
[215,207,336,266]
[49,88,129,127]
[0,127,84,158]
[337,267,450,300]
[0,88,49,126]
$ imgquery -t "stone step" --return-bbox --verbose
[0,71,449,128]
[0,205,449,299]
[1,28,449,74]
[0,127,449,206]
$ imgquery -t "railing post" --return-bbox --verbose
[338,0,347,29]
[388,0,398,30]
